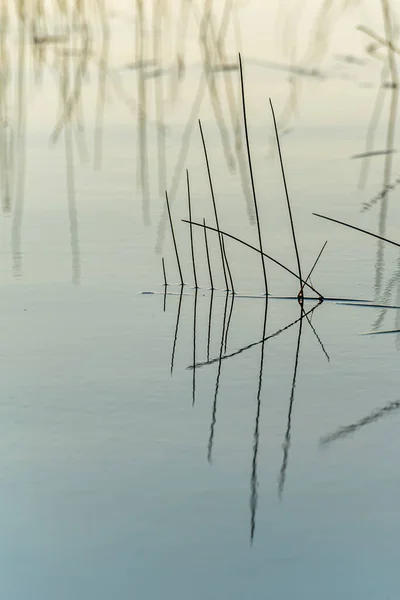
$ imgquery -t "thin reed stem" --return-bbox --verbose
[300,241,327,298]
[183,219,322,298]
[203,218,215,290]
[238,53,268,296]
[207,288,214,361]
[198,119,229,291]
[313,213,400,249]
[192,288,198,406]
[165,190,184,286]
[186,169,198,288]
[222,237,235,295]
[269,98,303,299]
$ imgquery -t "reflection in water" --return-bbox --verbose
[191,304,316,371]
[1,1,399,296]
[94,1,110,171]
[11,21,27,279]
[135,0,150,226]
[250,299,268,544]
[170,286,184,376]
[223,293,235,353]
[192,288,198,406]
[153,0,167,196]
[155,0,257,253]
[62,50,81,285]
[162,283,322,540]
[65,116,81,285]
[50,26,90,145]
[354,11,400,301]
[208,291,230,464]
[187,170,198,289]
[277,1,400,309]
[278,308,304,500]
[206,288,214,362]
[374,2,398,297]
[305,310,330,362]
[320,399,400,445]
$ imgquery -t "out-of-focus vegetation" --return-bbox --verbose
[1,0,400,301]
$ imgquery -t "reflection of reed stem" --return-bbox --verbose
[192,288,199,406]
[170,286,184,375]
[250,298,268,544]
[278,310,304,499]
[206,288,214,362]
[208,292,230,463]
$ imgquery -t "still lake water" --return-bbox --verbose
[2,1,400,598]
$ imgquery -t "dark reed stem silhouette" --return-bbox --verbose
[250,298,268,544]
[313,212,400,249]
[269,98,303,300]
[203,218,215,290]
[163,285,167,312]
[278,309,304,500]
[162,257,167,287]
[165,190,184,285]
[207,288,215,362]
[198,119,229,291]
[183,219,322,298]
[170,286,184,375]
[186,169,198,289]
[222,236,235,295]
[192,288,199,406]
[320,399,400,445]
[300,241,327,298]
[238,53,268,296]
[208,292,230,463]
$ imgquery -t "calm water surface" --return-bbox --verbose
[1,1,400,598]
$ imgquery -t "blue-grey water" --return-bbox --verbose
[1,1,400,598]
